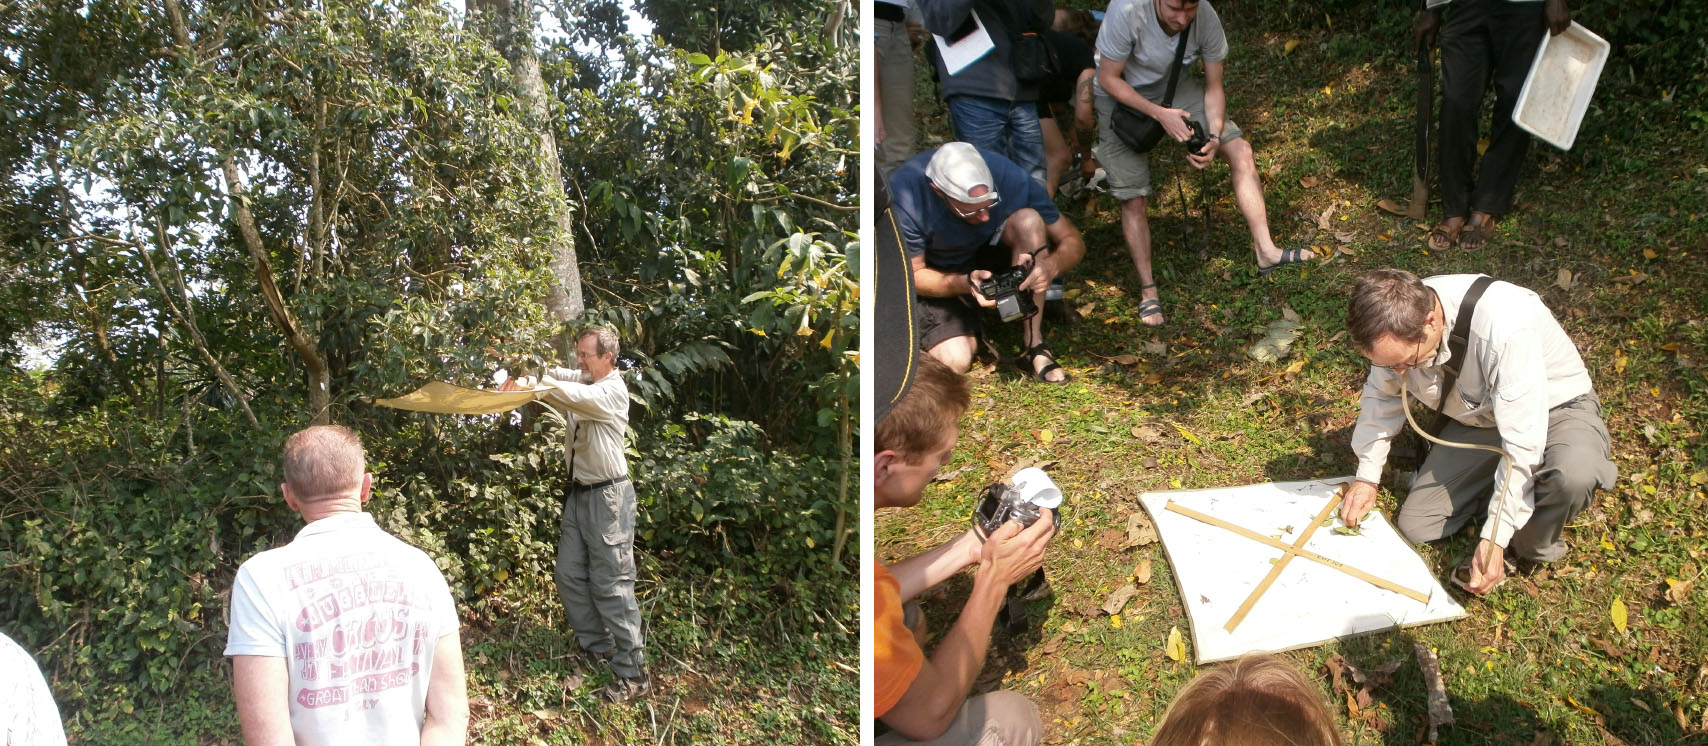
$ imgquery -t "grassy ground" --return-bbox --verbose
[876,7,1708,745]
[457,566,857,745]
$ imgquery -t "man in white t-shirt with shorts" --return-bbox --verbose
[226,425,468,745]
[1094,0,1315,327]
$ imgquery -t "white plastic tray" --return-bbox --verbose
[1512,22,1609,151]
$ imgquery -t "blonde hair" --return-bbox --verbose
[1151,654,1341,746]
[875,355,970,464]
[282,425,366,502]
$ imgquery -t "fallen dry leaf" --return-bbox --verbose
[1665,578,1693,605]
[1135,557,1153,584]
[1036,428,1054,444]
[1282,306,1300,323]
[1132,425,1162,443]
[1165,626,1186,661]
[1556,268,1575,290]
[1610,272,1650,285]
[1102,584,1140,616]
[1097,528,1127,551]
[1111,353,1142,366]
[1316,203,1337,230]
[1611,597,1628,634]
[1553,236,1569,248]
[1126,513,1159,547]
[1144,339,1168,355]
[1334,231,1354,244]
[1283,39,1301,55]
[1643,248,1658,259]
[1300,176,1320,188]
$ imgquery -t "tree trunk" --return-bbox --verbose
[469,0,585,340]
[164,0,331,424]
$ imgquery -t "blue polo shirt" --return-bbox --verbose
[887,146,1061,269]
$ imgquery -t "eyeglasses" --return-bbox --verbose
[948,195,999,219]
[1373,338,1430,373]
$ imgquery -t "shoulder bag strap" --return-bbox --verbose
[1159,20,1193,107]
[1425,275,1496,438]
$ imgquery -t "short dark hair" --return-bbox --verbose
[1346,269,1434,351]
[875,356,970,464]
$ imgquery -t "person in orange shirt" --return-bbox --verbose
[872,354,1056,745]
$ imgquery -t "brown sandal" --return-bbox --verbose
[1427,218,1463,250]
[1458,214,1499,251]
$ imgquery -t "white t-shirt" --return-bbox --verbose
[225,512,459,746]
[1,632,68,746]
[1094,0,1228,99]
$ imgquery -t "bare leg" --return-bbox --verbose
[924,335,978,374]
[1041,115,1070,198]
[1000,211,1066,382]
[1220,138,1315,268]
[1120,196,1164,327]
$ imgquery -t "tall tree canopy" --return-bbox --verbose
[0,0,857,740]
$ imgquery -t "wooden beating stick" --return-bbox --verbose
[1219,489,1343,632]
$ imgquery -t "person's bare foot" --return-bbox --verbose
[1138,282,1164,327]
[1459,212,1498,251]
[1428,216,1465,250]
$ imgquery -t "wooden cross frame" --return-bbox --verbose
[1163,484,1432,633]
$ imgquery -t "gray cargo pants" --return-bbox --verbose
[1398,393,1617,562]
[556,478,646,678]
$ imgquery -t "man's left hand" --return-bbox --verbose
[1017,251,1056,294]
[1185,138,1219,170]
[1465,539,1507,594]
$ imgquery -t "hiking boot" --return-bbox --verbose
[603,672,651,703]
[573,646,615,672]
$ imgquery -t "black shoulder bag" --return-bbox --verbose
[1392,275,1496,470]
[994,0,1058,83]
[1109,20,1192,154]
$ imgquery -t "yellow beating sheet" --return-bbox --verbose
[374,381,551,415]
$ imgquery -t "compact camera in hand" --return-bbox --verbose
[979,266,1037,323]
[972,482,1064,539]
[1184,119,1211,156]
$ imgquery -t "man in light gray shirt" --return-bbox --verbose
[1093,0,1314,327]
[510,326,647,701]
[1339,269,1615,594]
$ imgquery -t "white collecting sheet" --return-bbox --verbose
[1139,478,1466,663]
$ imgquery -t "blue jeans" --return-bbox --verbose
[947,95,1047,186]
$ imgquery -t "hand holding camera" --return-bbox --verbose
[977,266,1039,323]
[980,510,1054,589]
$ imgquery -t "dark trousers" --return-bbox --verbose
[1438,0,1546,219]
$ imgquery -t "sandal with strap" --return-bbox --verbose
[1138,282,1164,327]
[1449,554,1517,594]
[1258,247,1313,276]
[1016,342,1070,384]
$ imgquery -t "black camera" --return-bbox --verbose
[978,266,1037,323]
[972,482,1064,539]
[1185,119,1211,156]
[972,482,1062,619]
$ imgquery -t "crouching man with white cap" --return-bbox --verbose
[886,142,1087,384]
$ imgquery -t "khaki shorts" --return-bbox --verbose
[1093,76,1245,201]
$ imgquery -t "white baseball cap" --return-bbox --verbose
[925,142,999,204]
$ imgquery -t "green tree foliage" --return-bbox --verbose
[0,0,856,739]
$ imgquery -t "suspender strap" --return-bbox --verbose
[1425,275,1495,438]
